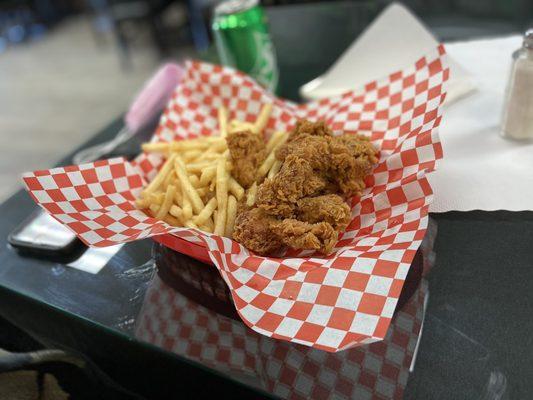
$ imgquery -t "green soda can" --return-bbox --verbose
[212,0,279,93]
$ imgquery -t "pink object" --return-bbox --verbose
[125,63,184,133]
[23,47,448,352]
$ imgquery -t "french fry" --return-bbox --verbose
[246,182,258,207]
[229,120,255,133]
[181,188,193,220]
[257,133,288,181]
[193,197,217,226]
[254,103,273,134]
[135,197,150,209]
[183,150,203,162]
[197,151,221,162]
[214,156,229,235]
[185,221,198,229]
[174,157,205,214]
[186,161,215,173]
[164,215,181,226]
[218,106,228,138]
[228,177,244,200]
[163,170,176,189]
[149,203,160,215]
[204,217,214,231]
[174,186,183,205]
[199,166,217,186]
[189,174,201,188]
[169,205,184,223]
[225,195,237,237]
[142,142,170,153]
[210,139,228,153]
[196,187,209,197]
[257,152,277,181]
[265,131,286,154]
[156,185,176,219]
[268,160,282,178]
[143,153,177,195]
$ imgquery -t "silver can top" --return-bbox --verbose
[214,0,259,16]
[524,29,533,49]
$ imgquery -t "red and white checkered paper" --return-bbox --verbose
[23,45,447,352]
[136,275,427,400]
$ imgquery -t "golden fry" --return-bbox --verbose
[246,182,258,207]
[228,177,244,200]
[142,142,170,153]
[183,150,203,162]
[193,197,217,226]
[218,106,228,138]
[169,204,184,222]
[254,103,273,134]
[163,215,181,226]
[265,131,286,154]
[174,157,205,214]
[214,156,229,235]
[268,160,282,178]
[199,166,217,186]
[155,185,176,219]
[143,153,177,195]
[225,195,237,237]
[149,203,160,215]
[189,174,201,188]
[229,120,255,134]
[182,188,193,221]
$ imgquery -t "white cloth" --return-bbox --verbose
[299,3,475,105]
[429,35,533,212]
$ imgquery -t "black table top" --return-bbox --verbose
[1,2,531,399]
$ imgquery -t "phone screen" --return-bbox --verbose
[10,211,77,251]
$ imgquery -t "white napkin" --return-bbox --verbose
[429,35,533,212]
[299,2,476,106]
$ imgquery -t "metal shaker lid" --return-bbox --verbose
[524,29,533,49]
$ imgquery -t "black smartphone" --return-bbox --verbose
[8,209,84,259]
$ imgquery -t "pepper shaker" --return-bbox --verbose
[501,29,533,140]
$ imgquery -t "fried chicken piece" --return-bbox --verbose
[233,207,282,255]
[276,134,330,170]
[327,134,378,197]
[271,219,338,254]
[297,194,351,230]
[227,130,267,188]
[276,120,332,166]
[256,155,327,217]
[232,120,378,256]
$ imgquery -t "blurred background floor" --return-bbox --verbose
[0,17,160,203]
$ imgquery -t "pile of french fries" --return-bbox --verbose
[136,103,289,238]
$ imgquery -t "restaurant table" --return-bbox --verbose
[1,2,531,399]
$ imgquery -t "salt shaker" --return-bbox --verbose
[501,29,533,140]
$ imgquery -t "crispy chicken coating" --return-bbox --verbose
[271,219,338,254]
[297,194,351,230]
[327,134,378,197]
[256,155,327,217]
[233,120,378,256]
[232,208,338,255]
[227,130,266,188]
[233,207,282,255]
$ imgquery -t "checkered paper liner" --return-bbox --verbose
[23,45,447,352]
[136,275,427,400]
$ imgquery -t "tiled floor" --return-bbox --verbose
[0,17,161,202]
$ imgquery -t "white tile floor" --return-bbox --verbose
[0,17,161,202]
